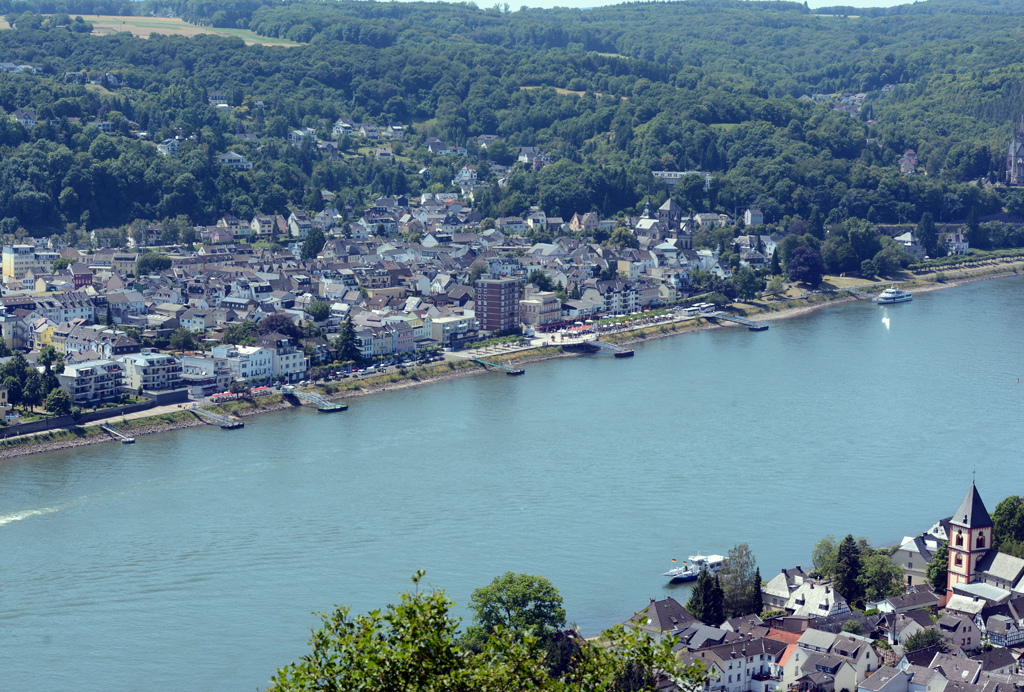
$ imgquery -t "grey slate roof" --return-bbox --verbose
[977,551,1024,584]
[954,485,993,529]
[626,597,701,633]
[886,590,941,611]
[860,666,905,691]
[971,647,1017,671]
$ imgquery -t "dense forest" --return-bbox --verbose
[0,0,1022,242]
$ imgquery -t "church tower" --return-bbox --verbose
[947,484,993,591]
[1007,116,1024,186]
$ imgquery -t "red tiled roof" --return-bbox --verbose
[765,628,802,645]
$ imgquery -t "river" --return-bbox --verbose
[2,276,1023,691]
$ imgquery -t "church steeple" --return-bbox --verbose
[948,483,994,591]
[641,195,653,219]
[953,483,992,528]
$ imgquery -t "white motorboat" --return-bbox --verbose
[876,286,912,304]
[663,553,725,582]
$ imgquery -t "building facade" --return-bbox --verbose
[255,333,308,382]
[520,290,561,328]
[475,276,522,335]
[119,351,183,392]
[58,360,125,406]
[210,344,274,383]
[2,245,48,284]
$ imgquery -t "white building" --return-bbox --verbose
[58,359,125,406]
[744,208,764,226]
[254,333,307,382]
[210,343,274,382]
[180,354,233,397]
[215,152,254,171]
[119,351,183,392]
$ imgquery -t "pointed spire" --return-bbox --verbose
[953,484,992,529]
[642,195,653,219]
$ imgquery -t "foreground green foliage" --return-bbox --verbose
[270,571,708,692]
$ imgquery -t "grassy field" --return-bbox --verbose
[71,16,299,46]
[519,86,625,100]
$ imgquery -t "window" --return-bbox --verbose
[956,532,964,547]
[977,534,986,549]
[955,554,964,567]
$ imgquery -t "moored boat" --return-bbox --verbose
[876,286,912,304]
[662,553,725,582]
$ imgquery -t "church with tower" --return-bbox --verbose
[1006,117,1024,186]
[946,484,1024,595]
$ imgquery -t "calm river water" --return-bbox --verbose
[2,276,1024,691]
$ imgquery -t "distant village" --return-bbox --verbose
[0,168,975,423]
[0,86,987,424]
[631,484,1024,692]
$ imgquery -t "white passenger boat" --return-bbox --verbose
[876,286,912,304]
[663,553,725,582]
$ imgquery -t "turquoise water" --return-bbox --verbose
[2,276,1023,691]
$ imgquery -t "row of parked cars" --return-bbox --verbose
[308,353,446,382]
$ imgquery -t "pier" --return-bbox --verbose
[281,386,348,412]
[843,287,876,300]
[99,424,135,444]
[707,312,769,331]
[191,405,244,429]
[591,341,634,357]
[472,358,525,375]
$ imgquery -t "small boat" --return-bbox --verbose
[876,286,912,304]
[663,553,725,582]
[613,350,634,358]
[506,368,525,376]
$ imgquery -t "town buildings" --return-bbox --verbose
[474,276,522,335]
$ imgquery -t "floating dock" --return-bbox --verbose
[706,312,768,331]
[99,424,135,444]
[592,341,634,357]
[192,406,244,429]
[472,358,525,375]
[281,386,349,412]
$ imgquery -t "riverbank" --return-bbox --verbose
[0,263,1020,462]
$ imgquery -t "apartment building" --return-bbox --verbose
[119,351,184,392]
[58,359,125,406]
[474,276,522,335]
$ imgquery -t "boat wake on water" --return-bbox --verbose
[0,505,64,527]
